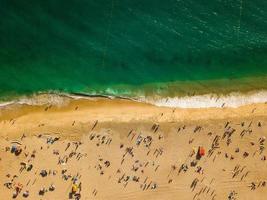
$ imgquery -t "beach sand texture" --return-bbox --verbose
[0,97,267,199]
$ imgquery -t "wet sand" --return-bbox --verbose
[0,97,267,199]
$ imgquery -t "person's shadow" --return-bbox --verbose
[69,192,73,199]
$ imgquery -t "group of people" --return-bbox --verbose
[1,117,267,200]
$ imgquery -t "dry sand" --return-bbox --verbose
[0,97,267,199]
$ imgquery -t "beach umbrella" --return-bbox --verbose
[198,146,205,157]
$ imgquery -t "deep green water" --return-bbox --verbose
[0,0,267,99]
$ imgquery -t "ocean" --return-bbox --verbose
[0,0,266,107]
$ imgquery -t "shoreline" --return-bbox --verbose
[0,89,267,109]
[1,75,267,109]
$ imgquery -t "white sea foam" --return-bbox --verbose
[0,93,70,108]
[143,90,267,108]
[0,90,267,109]
[0,101,15,107]
[19,94,70,106]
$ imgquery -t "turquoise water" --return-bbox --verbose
[0,0,267,99]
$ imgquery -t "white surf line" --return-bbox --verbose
[144,91,267,108]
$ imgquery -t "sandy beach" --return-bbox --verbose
[0,96,267,199]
